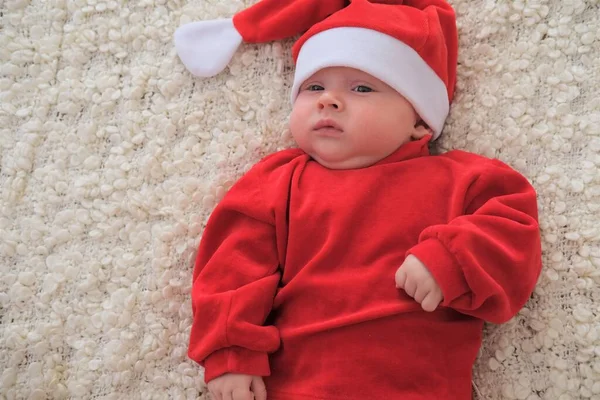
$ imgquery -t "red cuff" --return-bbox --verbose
[407,238,469,306]
[201,347,271,383]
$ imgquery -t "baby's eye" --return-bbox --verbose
[306,84,324,91]
[353,85,373,93]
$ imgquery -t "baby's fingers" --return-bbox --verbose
[221,390,233,400]
[403,275,418,297]
[251,377,267,400]
[421,290,443,312]
[232,388,254,400]
[413,283,430,304]
[395,268,407,289]
[209,389,223,400]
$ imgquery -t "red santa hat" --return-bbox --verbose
[175,0,458,139]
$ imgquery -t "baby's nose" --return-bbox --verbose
[318,92,342,110]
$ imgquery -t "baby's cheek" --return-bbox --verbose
[363,117,398,141]
[360,106,393,128]
[289,126,312,155]
[289,114,308,141]
[352,111,377,134]
[289,99,310,125]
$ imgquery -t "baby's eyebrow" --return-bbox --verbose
[347,78,377,87]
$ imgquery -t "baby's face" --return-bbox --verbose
[290,67,429,169]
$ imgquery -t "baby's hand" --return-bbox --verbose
[395,255,443,312]
[207,373,266,400]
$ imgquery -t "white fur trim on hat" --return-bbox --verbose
[174,18,243,77]
[291,28,450,139]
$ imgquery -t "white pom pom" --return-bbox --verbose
[174,18,243,77]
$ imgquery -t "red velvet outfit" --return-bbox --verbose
[189,136,542,400]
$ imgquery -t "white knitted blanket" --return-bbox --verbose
[1,0,599,399]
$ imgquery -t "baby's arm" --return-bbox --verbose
[405,158,542,323]
[189,159,285,384]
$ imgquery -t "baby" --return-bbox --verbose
[175,1,543,399]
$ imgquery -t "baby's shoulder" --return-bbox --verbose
[245,148,307,181]
[434,150,525,184]
[437,149,512,171]
[225,148,306,203]
[258,148,306,168]
[438,149,491,164]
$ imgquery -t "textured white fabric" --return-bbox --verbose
[175,18,243,77]
[291,27,449,138]
[0,0,599,399]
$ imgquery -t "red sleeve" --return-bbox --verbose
[188,160,283,382]
[408,159,542,323]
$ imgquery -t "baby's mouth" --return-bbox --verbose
[314,119,343,132]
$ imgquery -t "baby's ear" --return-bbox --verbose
[412,121,433,139]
